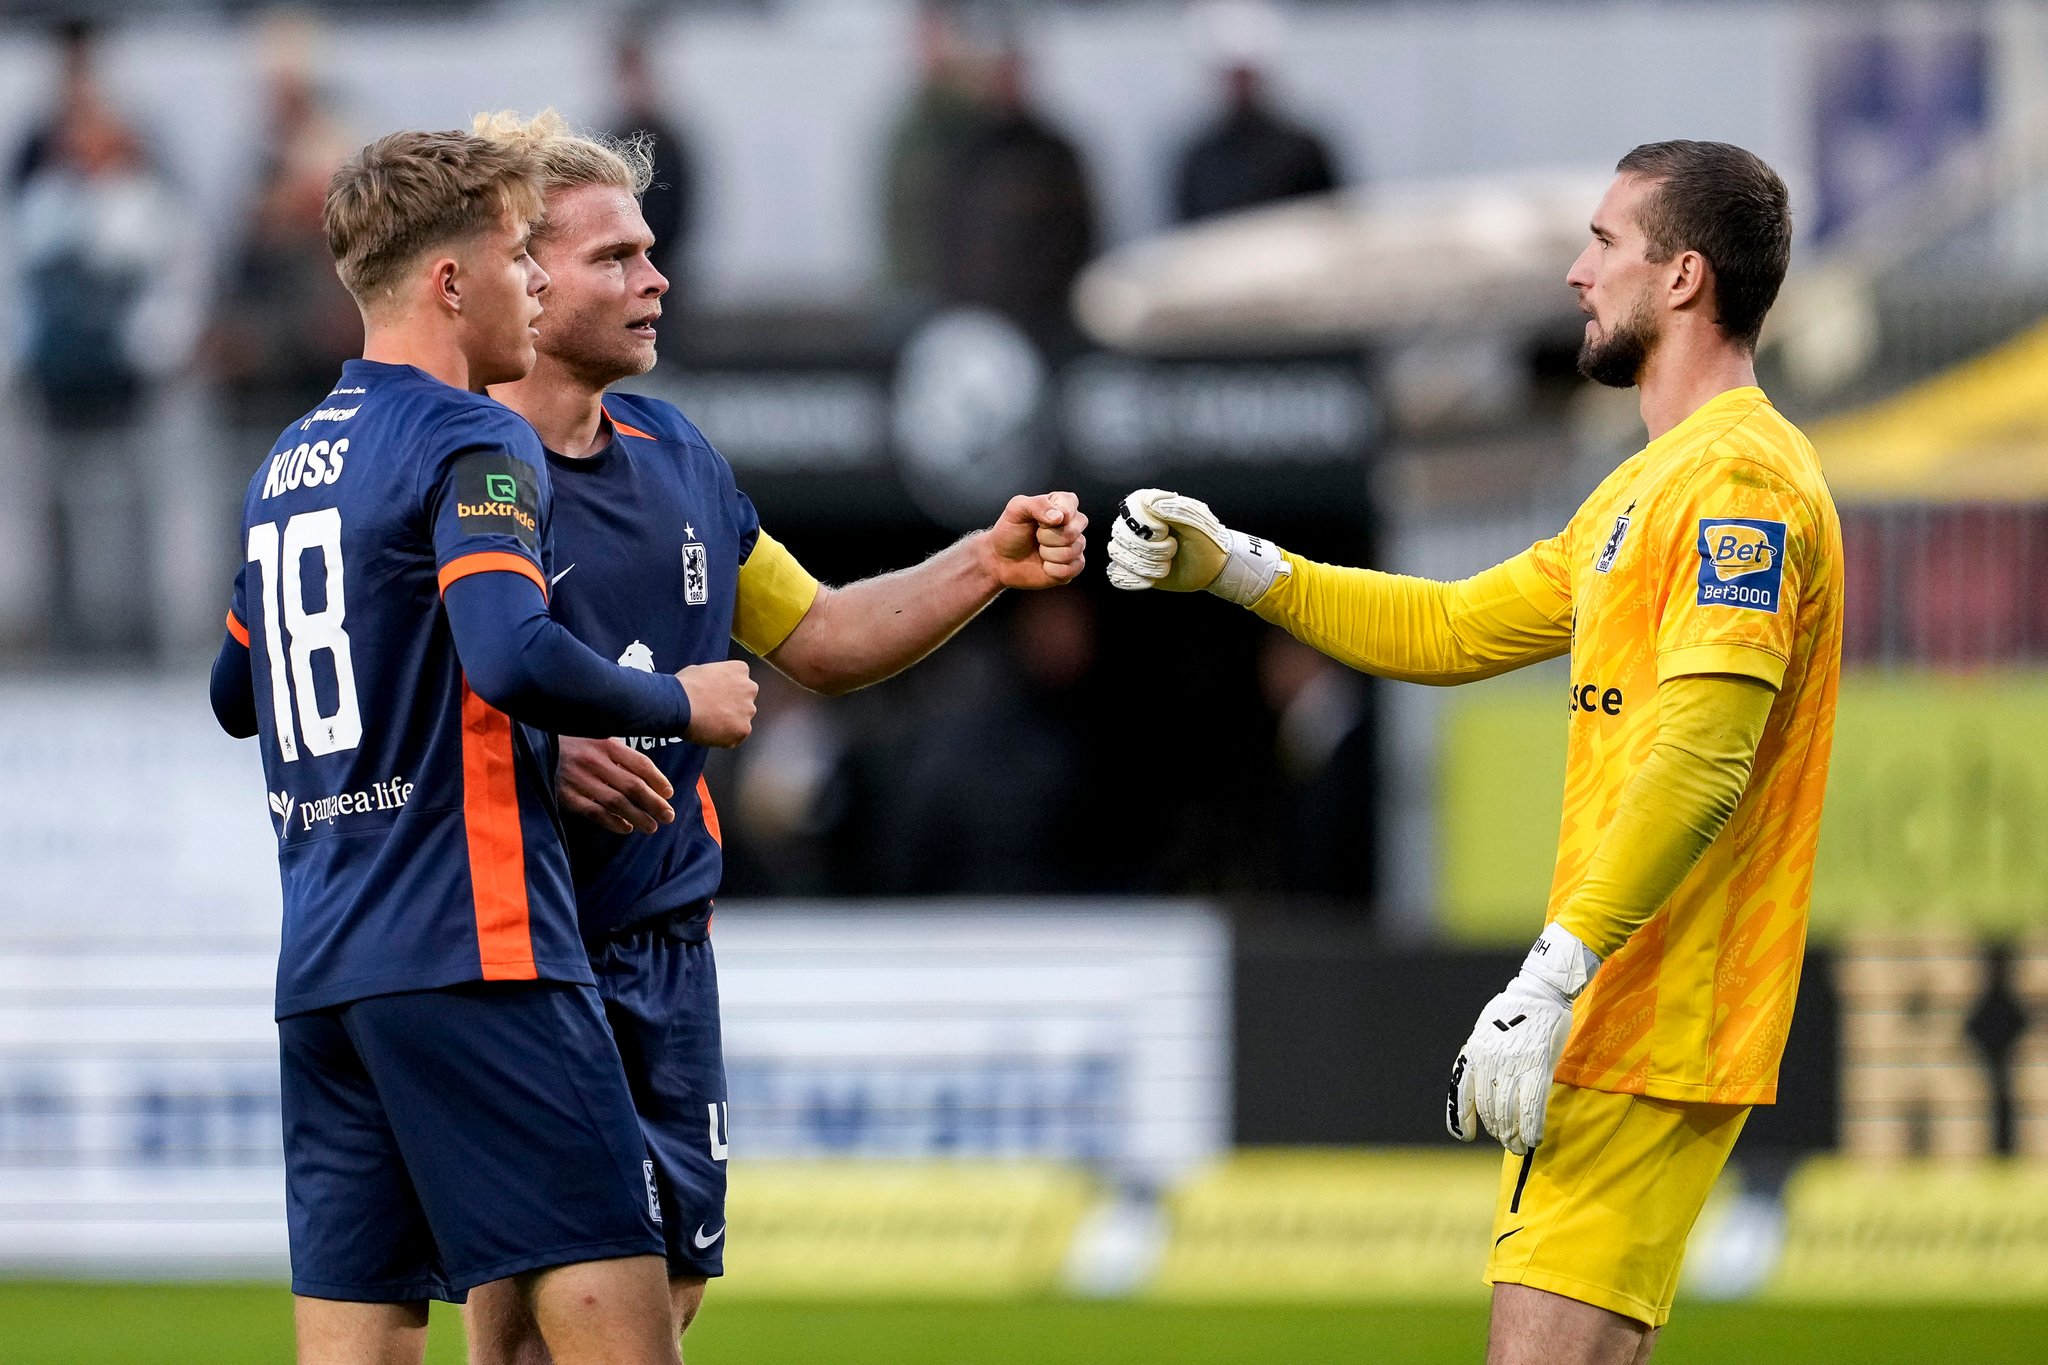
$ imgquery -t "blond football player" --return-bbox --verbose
[1107,141,1841,1364]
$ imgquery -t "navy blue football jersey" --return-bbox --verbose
[545,393,766,940]
[231,360,588,1016]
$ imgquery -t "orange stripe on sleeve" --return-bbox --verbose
[602,403,656,441]
[225,610,250,648]
[697,774,723,847]
[438,551,547,599]
[460,681,538,980]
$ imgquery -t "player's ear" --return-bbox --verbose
[1668,249,1711,313]
[431,256,463,315]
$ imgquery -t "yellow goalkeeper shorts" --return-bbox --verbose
[1483,1081,1750,1327]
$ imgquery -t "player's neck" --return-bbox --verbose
[360,326,488,394]
[1635,332,1758,443]
[491,362,611,459]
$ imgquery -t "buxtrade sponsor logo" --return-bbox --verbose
[455,496,537,535]
[259,438,349,498]
[287,775,414,834]
[1696,517,1786,612]
[451,451,543,550]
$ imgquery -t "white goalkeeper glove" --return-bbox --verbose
[1447,922,1602,1156]
[1105,488,1291,606]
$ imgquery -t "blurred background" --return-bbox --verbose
[0,0,2044,1360]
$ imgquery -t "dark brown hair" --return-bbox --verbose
[1615,140,1791,350]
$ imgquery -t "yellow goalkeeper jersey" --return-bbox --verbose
[1508,386,1843,1105]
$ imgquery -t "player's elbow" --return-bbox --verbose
[211,697,259,739]
[208,646,260,738]
[764,613,866,695]
[461,655,550,720]
[789,662,864,697]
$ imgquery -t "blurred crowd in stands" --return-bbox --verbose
[0,6,1377,906]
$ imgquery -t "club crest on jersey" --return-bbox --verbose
[1594,507,1632,574]
[1696,517,1786,612]
[683,542,709,606]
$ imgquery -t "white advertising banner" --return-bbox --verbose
[0,679,1228,1272]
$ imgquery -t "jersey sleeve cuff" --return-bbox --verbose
[437,551,548,600]
[1656,642,1787,688]
[225,609,250,648]
[733,532,822,656]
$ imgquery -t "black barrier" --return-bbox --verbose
[1232,918,1845,1154]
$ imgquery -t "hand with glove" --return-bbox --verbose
[1447,922,1602,1156]
[1105,488,1292,606]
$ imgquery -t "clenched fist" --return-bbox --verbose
[985,492,1088,590]
[678,660,757,747]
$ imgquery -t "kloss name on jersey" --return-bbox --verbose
[297,775,414,832]
[261,438,349,498]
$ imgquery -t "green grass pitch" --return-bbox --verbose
[0,1283,2032,1364]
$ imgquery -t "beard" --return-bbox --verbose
[1576,295,1657,389]
[542,317,657,388]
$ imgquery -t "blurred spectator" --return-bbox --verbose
[12,22,199,654]
[608,25,696,318]
[715,668,849,897]
[9,19,97,192]
[1249,632,1376,900]
[935,46,1097,342]
[201,19,358,431]
[851,590,1112,895]
[1172,62,1341,225]
[881,1,992,299]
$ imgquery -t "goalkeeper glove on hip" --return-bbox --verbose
[1447,922,1602,1156]
[1105,488,1291,605]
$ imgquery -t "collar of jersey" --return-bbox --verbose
[1642,385,1769,461]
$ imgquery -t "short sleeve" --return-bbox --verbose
[1651,457,1813,688]
[420,406,551,599]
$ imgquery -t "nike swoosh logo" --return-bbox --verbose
[550,563,576,587]
[1495,1227,1524,1248]
[692,1224,725,1249]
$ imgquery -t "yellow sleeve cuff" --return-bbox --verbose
[732,531,821,656]
[1656,642,1787,689]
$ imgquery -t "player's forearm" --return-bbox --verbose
[443,573,692,737]
[209,633,259,739]
[768,532,1001,695]
[1251,553,1569,685]
[1552,673,1777,957]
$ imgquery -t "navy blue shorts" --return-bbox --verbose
[591,923,729,1278]
[278,980,664,1302]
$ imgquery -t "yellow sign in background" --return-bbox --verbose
[1438,670,2048,942]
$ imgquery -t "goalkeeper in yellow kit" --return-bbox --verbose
[1109,141,1842,1365]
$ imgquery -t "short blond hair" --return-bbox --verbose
[324,128,545,305]
[471,108,654,234]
